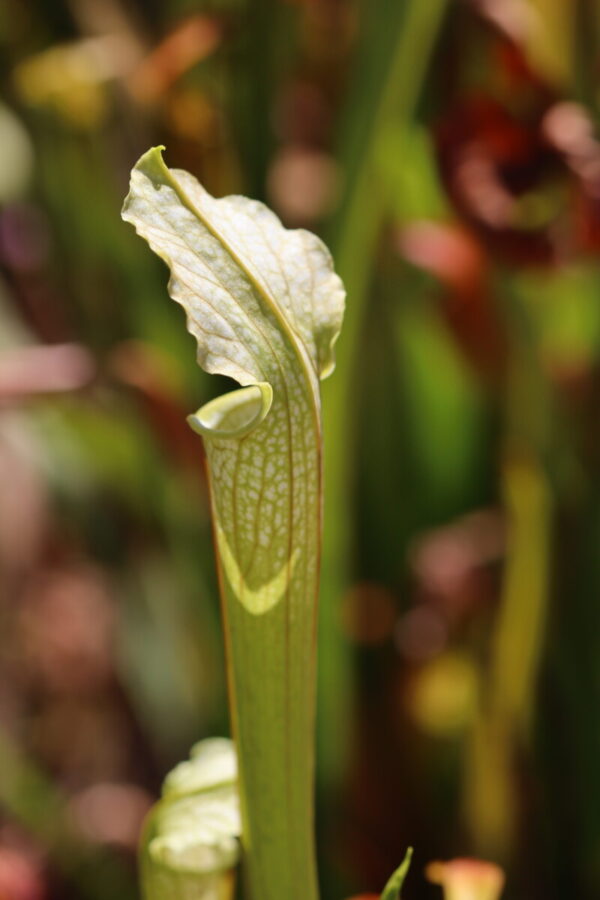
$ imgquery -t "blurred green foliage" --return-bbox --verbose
[1,1,600,899]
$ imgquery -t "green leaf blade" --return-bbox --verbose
[381,848,413,900]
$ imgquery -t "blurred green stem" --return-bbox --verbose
[465,281,553,858]
[321,0,449,778]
